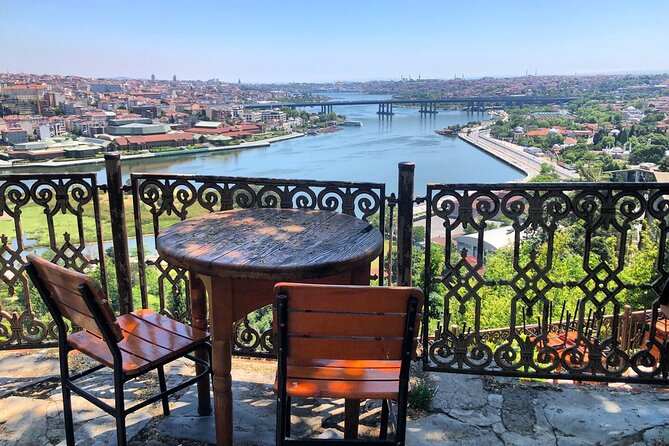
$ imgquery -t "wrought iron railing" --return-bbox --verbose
[3,161,669,387]
[422,183,669,383]
[130,173,389,357]
[0,173,107,349]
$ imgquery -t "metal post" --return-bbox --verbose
[397,162,415,286]
[104,152,133,314]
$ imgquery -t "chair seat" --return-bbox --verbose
[274,360,401,399]
[67,309,209,376]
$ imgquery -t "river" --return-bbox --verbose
[3,93,523,191]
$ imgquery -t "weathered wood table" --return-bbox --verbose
[156,207,384,445]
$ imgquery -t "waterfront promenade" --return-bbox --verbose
[459,130,579,181]
[2,132,305,170]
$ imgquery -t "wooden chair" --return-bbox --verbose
[25,254,212,446]
[273,283,423,445]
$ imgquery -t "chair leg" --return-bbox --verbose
[285,396,291,438]
[114,371,127,446]
[380,399,389,440]
[157,366,170,416]
[344,399,361,440]
[276,393,286,445]
[196,343,213,416]
[59,350,75,446]
[395,398,407,446]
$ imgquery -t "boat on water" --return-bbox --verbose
[340,120,363,127]
[306,129,318,135]
[435,128,455,136]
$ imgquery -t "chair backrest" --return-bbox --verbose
[25,254,123,342]
[274,283,423,363]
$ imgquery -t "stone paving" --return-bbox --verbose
[2,349,669,445]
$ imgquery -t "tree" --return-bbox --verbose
[530,163,561,182]
[599,135,615,148]
[628,145,666,164]
[618,128,629,145]
[658,156,669,172]
[545,133,565,148]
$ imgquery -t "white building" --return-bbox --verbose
[602,146,630,159]
[622,106,645,123]
[260,109,286,123]
[288,117,304,128]
[241,110,261,122]
[523,146,544,157]
[38,124,51,140]
[454,226,515,262]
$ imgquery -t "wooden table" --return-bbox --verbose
[156,208,384,445]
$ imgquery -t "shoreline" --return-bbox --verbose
[458,130,579,182]
[1,132,305,170]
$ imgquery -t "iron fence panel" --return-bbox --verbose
[0,173,106,349]
[422,182,669,383]
[130,173,388,358]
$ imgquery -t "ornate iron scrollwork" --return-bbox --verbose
[0,174,106,349]
[131,174,387,358]
[423,183,669,383]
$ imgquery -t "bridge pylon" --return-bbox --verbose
[377,102,394,116]
[418,102,438,114]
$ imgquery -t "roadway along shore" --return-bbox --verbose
[2,132,305,170]
[459,130,580,181]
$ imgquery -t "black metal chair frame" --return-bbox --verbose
[275,290,419,445]
[26,262,213,446]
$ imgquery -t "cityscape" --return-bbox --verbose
[3,1,669,446]
[1,71,668,183]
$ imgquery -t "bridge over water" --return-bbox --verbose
[244,96,577,115]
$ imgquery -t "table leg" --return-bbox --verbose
[190,273,212,416]
[207,276,235,446]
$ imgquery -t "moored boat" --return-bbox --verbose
[435,128,455,136]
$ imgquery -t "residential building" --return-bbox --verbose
[241,110,261,122]
[454,226,514,262]
[0,84,48,102]
[621,106,645,122]
[1,129,28,145]
[106,122,171,136]
[260,109,286,123]
[113,132,195,150]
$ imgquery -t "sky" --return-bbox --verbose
[1,0,668,83]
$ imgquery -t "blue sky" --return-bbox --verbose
[1,0,668,82]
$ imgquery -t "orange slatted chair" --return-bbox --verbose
[25,254,212,446]
[273,283,423,445]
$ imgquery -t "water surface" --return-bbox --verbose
[3,93,523,191]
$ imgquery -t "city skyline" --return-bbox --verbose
[1,0,668,83]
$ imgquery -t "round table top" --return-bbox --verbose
[156,208,383,280]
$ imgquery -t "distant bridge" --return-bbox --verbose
[244,96,578,115]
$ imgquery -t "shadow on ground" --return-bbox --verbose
[3,350,669,445]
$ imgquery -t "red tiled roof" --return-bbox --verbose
[526,128,569,137]
[186,127,226,134]
[238,123,261,131]
[3,84,46,90]
[223,131,252,138]
[128,133,194,144]
[526,129,551,137]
